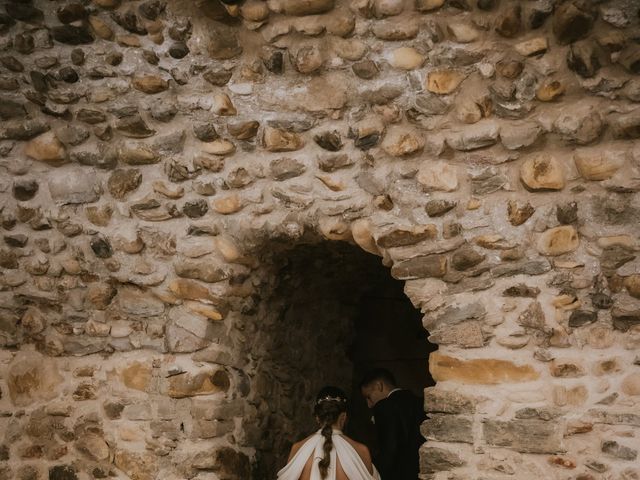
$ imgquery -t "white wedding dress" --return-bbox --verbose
[277,430,381,480]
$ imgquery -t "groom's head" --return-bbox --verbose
[360,368,397,408]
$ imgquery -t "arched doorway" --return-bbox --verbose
[244,240,436,478]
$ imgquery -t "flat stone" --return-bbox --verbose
[426,70,465,95]
[550,359,585,377]
[420,446,465,474]
[353,59,379,79]
[391,255,447,280]
[174,260,228,283]
[381,127,424,156]
[114,451,157,480]
[51,25,94,45]
[621,373,640,396]
[212,194,243,214]
[377,225,437,248]
[515,37,548,57]
[507,200,535,226]
[12,179,39,201]
[601,440,637,461]
[503,284,540,298]
[429,351,539,384]
[117,287,164,316]
[556,201,578,224]
[212,93,236,116]
[536,80,565,102]
[610,110,640,139]
[448,22,479,43]
[555,109,604,145]
[227,121,259,140]
[537,226,579,256]
[424,388,476,414]
[483,419,563,454]
[293,46,323,74]
[115,115,155,138]
[270,0,335,15]
[424,302,486,331]
[451,246,485,270]
[568,41,600,78]
[520,154,565,191]
[500,122,542,150]
[446,121,499,151]
[167,369,230,398]
[270,157,306,181]
[262,127,304,152]
[118,143,159,165]
[24,131,67,165]
[496,4,522,38]
[47,169,101,205]
[372,18,419,40]
[107,169,142,200]
[425,199,456,217]
[389,47,424,70]
[8,352,63,406]
[192,447,251,478]
[417,161,458,192]
[429,321,485,348]
[421,415,473,443]
[415,0,444,12]
[553,0,596,45]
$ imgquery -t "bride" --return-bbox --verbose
[277,386,381,480]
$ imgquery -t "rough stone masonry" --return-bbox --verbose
[1,0,640,478]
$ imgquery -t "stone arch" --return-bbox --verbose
[230,226,440,478]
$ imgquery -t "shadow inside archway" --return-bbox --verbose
[245,240,436,479]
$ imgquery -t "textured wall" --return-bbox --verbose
[1,0,640,478]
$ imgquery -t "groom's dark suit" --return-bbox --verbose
[372,389,424,480]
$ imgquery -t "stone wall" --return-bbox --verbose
[1,0,640,478]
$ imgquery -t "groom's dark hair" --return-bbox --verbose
[360,368,397,388]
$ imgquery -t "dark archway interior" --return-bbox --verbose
[250,240,436,478]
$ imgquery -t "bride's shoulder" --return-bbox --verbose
[287,434,315,461]
[341,436,371,458]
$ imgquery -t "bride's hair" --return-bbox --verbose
[314,386,348,479]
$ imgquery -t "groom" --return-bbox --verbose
[360,369,424,480]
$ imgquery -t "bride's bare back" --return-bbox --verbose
[287,434,373,480]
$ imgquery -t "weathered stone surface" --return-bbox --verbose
[263,127,304,152]
[483,419,564,454]
[114,451,158,480]
[192,447,251,478]
[621,373,640,396]
[175,261,229,283]
[520,154,565,191]
[429,352,539,384]
[47,170,101,205]
[417,162,458,191]
[377,225,437,248]
[426,70,466,95]
[382,128,424,157]
[390,47,424,70]
[391,255,447,280]
[451,246,485,271]
[270,0,335,16]
[107,169,142,200]
[537,226,579,256]
[553,0,596,45]
[8,352,63,406]
[420,446,465,474]
[422,415,473,443]
[424,388,475,414]
[447,121,499,151]
[555,109,604,145]
[507,200,535,226]
[167,369,230,398]
[574,146,626,181]
[601,440,637,461]
[24,132,67,165]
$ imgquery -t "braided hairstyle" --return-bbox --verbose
[314,386,348,479]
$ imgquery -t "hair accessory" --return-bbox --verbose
[316,395,347,405]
